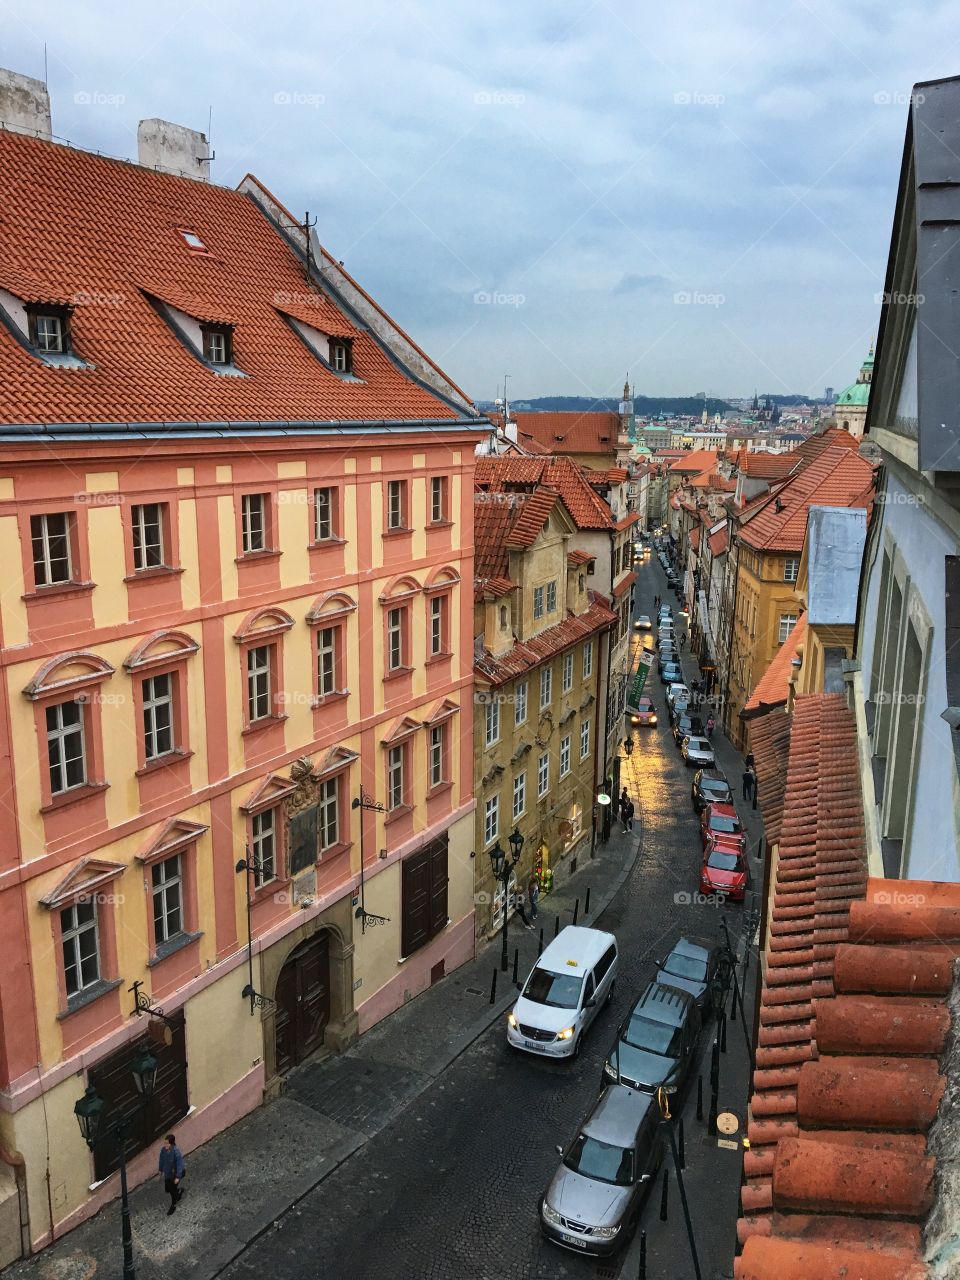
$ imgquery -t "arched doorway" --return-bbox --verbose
[274,932,331,1073]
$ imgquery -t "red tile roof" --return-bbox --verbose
[748,706,791,846]
[473,494,524,585]
[514,410,620,457]
[736,694,957,1280]
[567,549,594,566]
[474,456,614,530]
[690,527,701,553]
[669,449,720,473]
[506,488,560,549]
[740,451,801,480]
[744,615,807,714]
[0,130,468,427]
[475,593,616,684]
[612,571,636,599]
[708,529,729,556]
[738,447,874,553]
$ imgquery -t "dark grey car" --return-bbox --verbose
[655,938,723,1014]
[539,1085,662,1256]
[602,981,701,1095]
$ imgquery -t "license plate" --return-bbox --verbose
[563,1234,589,1249]
[525,1040,543,1050]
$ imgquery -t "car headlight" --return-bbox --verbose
[542,1202,562,1226]
[649,716,657,725]
[602,1059,618,1081]
[557,1026,575,1041]
[594,1225,620,1239]
[507,1012,518,1029]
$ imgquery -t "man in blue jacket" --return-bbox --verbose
[158,1134,185,1215]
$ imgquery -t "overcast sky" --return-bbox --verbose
[4,0,959,401]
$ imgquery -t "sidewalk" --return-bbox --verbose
[5,823,642,1280]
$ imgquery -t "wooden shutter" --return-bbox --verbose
[427,833,449,938]
[401,832,449,957]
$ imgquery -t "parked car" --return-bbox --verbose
[660,663,682,685]
[700,841,748,901]
[673,714,705,747]
[507,926,618,1059]
[657,606,672,620]
[666,682,690,708]
[628,695,657,728]
[655,938,722,1013]
[690,769,732,812]
[539,1086,663,1256]
[681,736,715,768]
[634,615,652,631]
[657,643,678,664]
[602,981,701,1095]
[699,802,743,848]
[669,697,692,725]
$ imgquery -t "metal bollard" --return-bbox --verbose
[731,974,739,1019]
[512,947,519,985]
[720,1007,728,1054]
[696,1076,703,1123]
[489,968,497,1005]
[538,926,544,957]
[585,886,591,915]
[638,1230,647,1280]
[659,1166,669,1221]
[554,915,560,939]
[678,1117,685,1169]
[572,897,580,926]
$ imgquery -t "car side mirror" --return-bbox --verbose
[556,1144,564,1156]
[639,1173,651,1183]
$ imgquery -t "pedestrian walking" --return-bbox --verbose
[742,768,756,801]
[618,787,629,826]
[706,714,715,737]
[528,876,540,921]
[623,797,635,832]
[513,889,534,931]
[745,752,755,772]
[158,1134,185,1215]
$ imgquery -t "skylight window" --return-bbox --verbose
[178,228,208,253]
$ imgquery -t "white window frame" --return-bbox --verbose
[241,493,267,554]
[537,752,550,798]
[317,626,338,695]
[60,899,99,997]
[429,724,445,788]
[46,699,86,795]
[546,580,557,613]
[513,771,526,820]
[430,475,447,523]
[533,585,544,619]
[314,487,336,541]
[580,719,590,760]
[132,502,165,571]
[151,853,183,945]
[387,607,405,671]
[485,698,500,748]
[142,672,175,761]
[484,794,500,846]
[515,681,528,726]
[778,613,798,645]
[318,776,339,850]
[562,652,574,693]
[430,594,445,657]
[35,313,65,353]
[539,666,552,711]
[387,480,406,530]
[560,734,571,779]
[252,807,277,887]
[246,645,272,721]
[31,512,73,586]
[583,641,594,680]
[387,744,405,810]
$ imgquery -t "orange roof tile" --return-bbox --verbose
[474,455,614,531]
[708,529,729,556]
[744,615,807,714]
[475,594,616,684]
[0,130,470,427]
[514,410,620,457]
[735,694,959,1280]
[669,449,719,473]
[739,448,874,553]
[748,705,791,845]
[740,451,801,480]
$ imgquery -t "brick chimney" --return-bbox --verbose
[137,118,210,181]
[0,68,52,140]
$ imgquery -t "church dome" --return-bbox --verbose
[836,381,870,406]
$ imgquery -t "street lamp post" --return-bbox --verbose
[74,1046,159,1280]
[490,829,524,973]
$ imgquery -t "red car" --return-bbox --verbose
[700,838,748,900]
[699,802,744,851]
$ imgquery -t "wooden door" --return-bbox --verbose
[274,933,330,1073]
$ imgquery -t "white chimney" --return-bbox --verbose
[505,419,518,445]
[137,118,210,181]
[0,68,52,140]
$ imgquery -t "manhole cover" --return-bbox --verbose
[717,1110,740,1135]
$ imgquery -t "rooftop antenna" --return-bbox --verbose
[302,211,318,276]
[207,104,213,146]
[43,44,48,88]
[503,373,511,422]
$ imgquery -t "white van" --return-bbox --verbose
[507,925,619,1059]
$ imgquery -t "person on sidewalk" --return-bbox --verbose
[744,751,755,772]
[742,768,755,801]
[528,877,540,921]
[618,788,630,829]
[706,714,715,737]
[158,1134,185,1215]
[622,797,635,832]
[512,889,534,931]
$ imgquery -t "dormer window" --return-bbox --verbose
[329,339,352,374]
[28,308,68,354]
[178,229,208,253]
[202,325,232,365]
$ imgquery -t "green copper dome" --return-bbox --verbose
[837,382,870,406]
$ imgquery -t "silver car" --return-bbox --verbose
[539,1085,662,1256]
[681,736,715,768]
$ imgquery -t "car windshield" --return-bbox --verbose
[687,738,710,751]
[638,699,653,710]
[623,1013,680,1056]
[708,849,743,871]
[563,1135,634,1186]
[664,953,707,981]
[709,815,741,834]
[523,967,584,1009]
[702,779,729,795]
